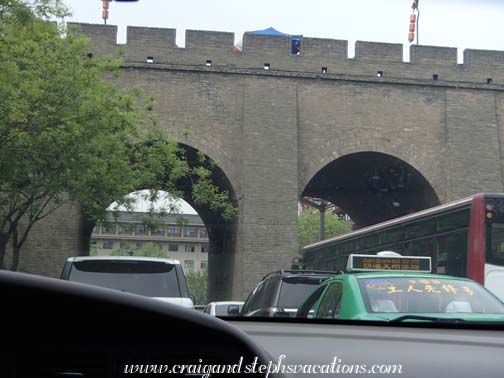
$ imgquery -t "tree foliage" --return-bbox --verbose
[109,242,168,258]
[185,269,208,305]
[0,0,237,270]
[298,209,353,253]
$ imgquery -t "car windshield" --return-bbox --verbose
[3,0,504,330]
[358,277,504,314]
[69,260,181,297]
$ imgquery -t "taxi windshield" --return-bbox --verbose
[357,277,504,314]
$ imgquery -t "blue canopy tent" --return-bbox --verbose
[243,27,303,54]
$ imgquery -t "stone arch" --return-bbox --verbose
[78,142,239,301]
[302,151,441,227]
[302,142,445,200]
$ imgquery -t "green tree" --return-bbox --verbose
[0,0,237,270]
[298,209,353,253]
[89,244,100,256]
[185,269,208,305]
[110,242,167,258]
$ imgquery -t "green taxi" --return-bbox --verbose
[297,252,504,322]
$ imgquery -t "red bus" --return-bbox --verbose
[302,193,504,300]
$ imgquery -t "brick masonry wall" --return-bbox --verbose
[15,23,504,300]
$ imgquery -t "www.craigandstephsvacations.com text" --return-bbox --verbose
[123,355,403,376]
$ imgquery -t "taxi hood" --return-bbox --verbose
[362,312,504,323]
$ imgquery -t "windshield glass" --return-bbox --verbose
[214,303,242,316]
[4,0,504,328]
[358,277,504,314]
[69,260,181,297]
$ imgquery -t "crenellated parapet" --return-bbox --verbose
[355,41,403,63]
[68,22,504,86]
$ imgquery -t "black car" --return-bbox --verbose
[240,270,337,317]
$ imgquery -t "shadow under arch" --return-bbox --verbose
[302,152,440,227]
[77,142,239,302]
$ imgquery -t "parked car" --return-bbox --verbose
[240,270,337,317]
[61,256,194,309]
[204,301,244,316]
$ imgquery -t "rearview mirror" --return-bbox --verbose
[227,305,240,315]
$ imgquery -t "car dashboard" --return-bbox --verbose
[1,271,268,378]
[230,319,504,378]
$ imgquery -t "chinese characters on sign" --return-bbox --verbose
[367,278,475,296]
[351,255,431,272]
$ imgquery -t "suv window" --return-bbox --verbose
[277,276,325,308]
[68,260,182,298]
[242,276,277,313]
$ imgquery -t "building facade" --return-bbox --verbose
[91,211,209,272]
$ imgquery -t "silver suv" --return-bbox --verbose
[61,256,194,309]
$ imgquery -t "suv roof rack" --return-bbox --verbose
[261,269,339,280]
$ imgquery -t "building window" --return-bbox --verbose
[118,223,133,235]
[102,240,114,249]
[200,260,207,270]
[168,242,179,252]
[184,260,194,271]
[185,243,196,252]
[135,224,146,235]
[167,225,181,237]
[102,223,116,234]
[92,226,100,235]
[201,243,209,253]
[199,227,208,238]
[184,226,198,238]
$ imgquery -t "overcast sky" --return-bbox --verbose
[64,0,503,62]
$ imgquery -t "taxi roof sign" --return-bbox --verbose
[347,254,432,273]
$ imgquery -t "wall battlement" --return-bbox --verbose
[69,22,504,85]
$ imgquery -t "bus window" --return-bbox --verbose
[339,240,355,254]
[302,199,474,277]
[488,223,504,265]
[436,231,468,277]
[380,227,405,245]
[327,255,349,271]
[437,209,470,233]
[403,238,435,258]
[405,220,436,239]
[356,234,378,252]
